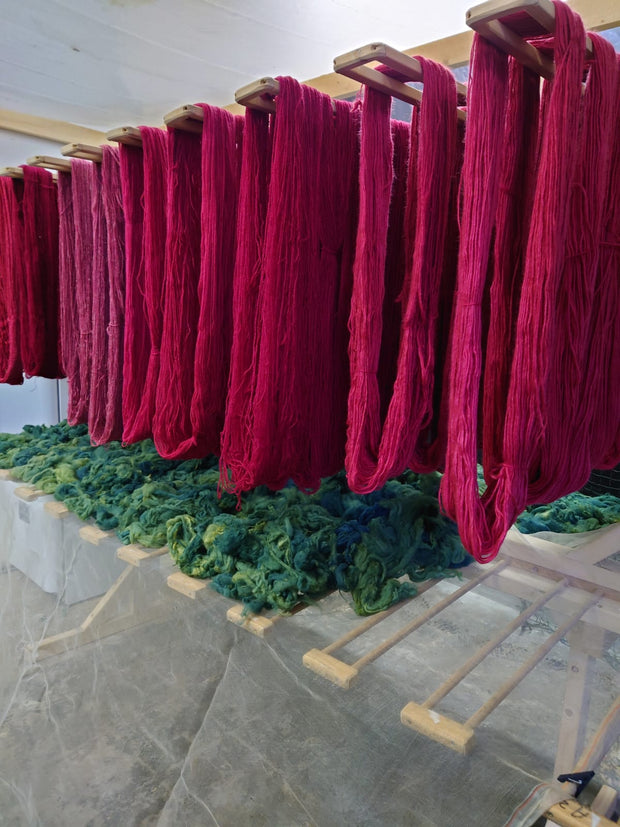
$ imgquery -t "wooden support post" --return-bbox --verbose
[591,786,618,819]
[167,571,208,599]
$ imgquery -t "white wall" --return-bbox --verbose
[0,378,67,434]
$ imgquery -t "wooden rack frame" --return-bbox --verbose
[334,42,468,122]
[163,103,204,132]
[26,154,72,173]
[0,166,24,179]
[106,126,143,146]
[466,0,594,79]
[234,77,280,112]
[61,142,103,162]
[304,523,620,764]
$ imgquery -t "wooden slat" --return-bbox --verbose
[105,126,143,146]
[234,78,279,112]
[162,104,204,132]
[61,142,103,162]
[167,571,207,598]
[79,525,111,546]
[0,107,108,145]
[117,544,169,567]
[26,154,72,173]
[0,167,24,179]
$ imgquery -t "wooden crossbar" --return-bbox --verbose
[0,167,24,179]
[334,42,468,122]
[466,0,594,79]
[163,104,204,132]
[26,154,72,173]
[106,125,143,146]
[61,142,103,162]
[234,78,280,112]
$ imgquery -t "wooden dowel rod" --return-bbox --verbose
[106,126,143,146]
[322,579,440,655]
[351,561,508,670]
[163,104,204,133]
[422,578,568,710]
[466,590,602,730]
[235,78,280,112]
[0,166,24,179]
[61,142,103,162]
[27,155,72,173]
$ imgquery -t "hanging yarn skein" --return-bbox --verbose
[153,125,202,459]
[120,141,147,443]
[346,59,458,494]
[188,105,243,457]
[440,1,612,562]
[71,158,96,424]
[20,165,63,379]
[88,160,110,443]
[0,178,24,384]
[122,127,168,444]
[531,31,618,500]
[100,146,126,443]
[220,108,272,493]
[57,171,81,415]
[589,53,620,469]
[247,77,355,492]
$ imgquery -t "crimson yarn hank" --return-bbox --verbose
[346,59,458,494]
[71,159,95,424]
[57,171,81,416]
[100,146,126,443]
[310,98,360,479]
[590,53,620,469]
[123,127,169,443]
[0,178,24,384]
[246,77,345,491]
[481,58,540,478]
[153,127,202,459]
[20,165,62,379]
[440,2,604,563]
[532,31,618,499]
[120,142,147,443]
[189,105,243,457]
[345,86,394,493]
[88,161,110,443]
[219,108,272,493]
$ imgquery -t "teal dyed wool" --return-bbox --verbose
[0,422,468,615]
[517,493,620,534]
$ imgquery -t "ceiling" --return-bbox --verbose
[1,0,470,132]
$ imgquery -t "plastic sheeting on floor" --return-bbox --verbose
[0,482,618,826]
